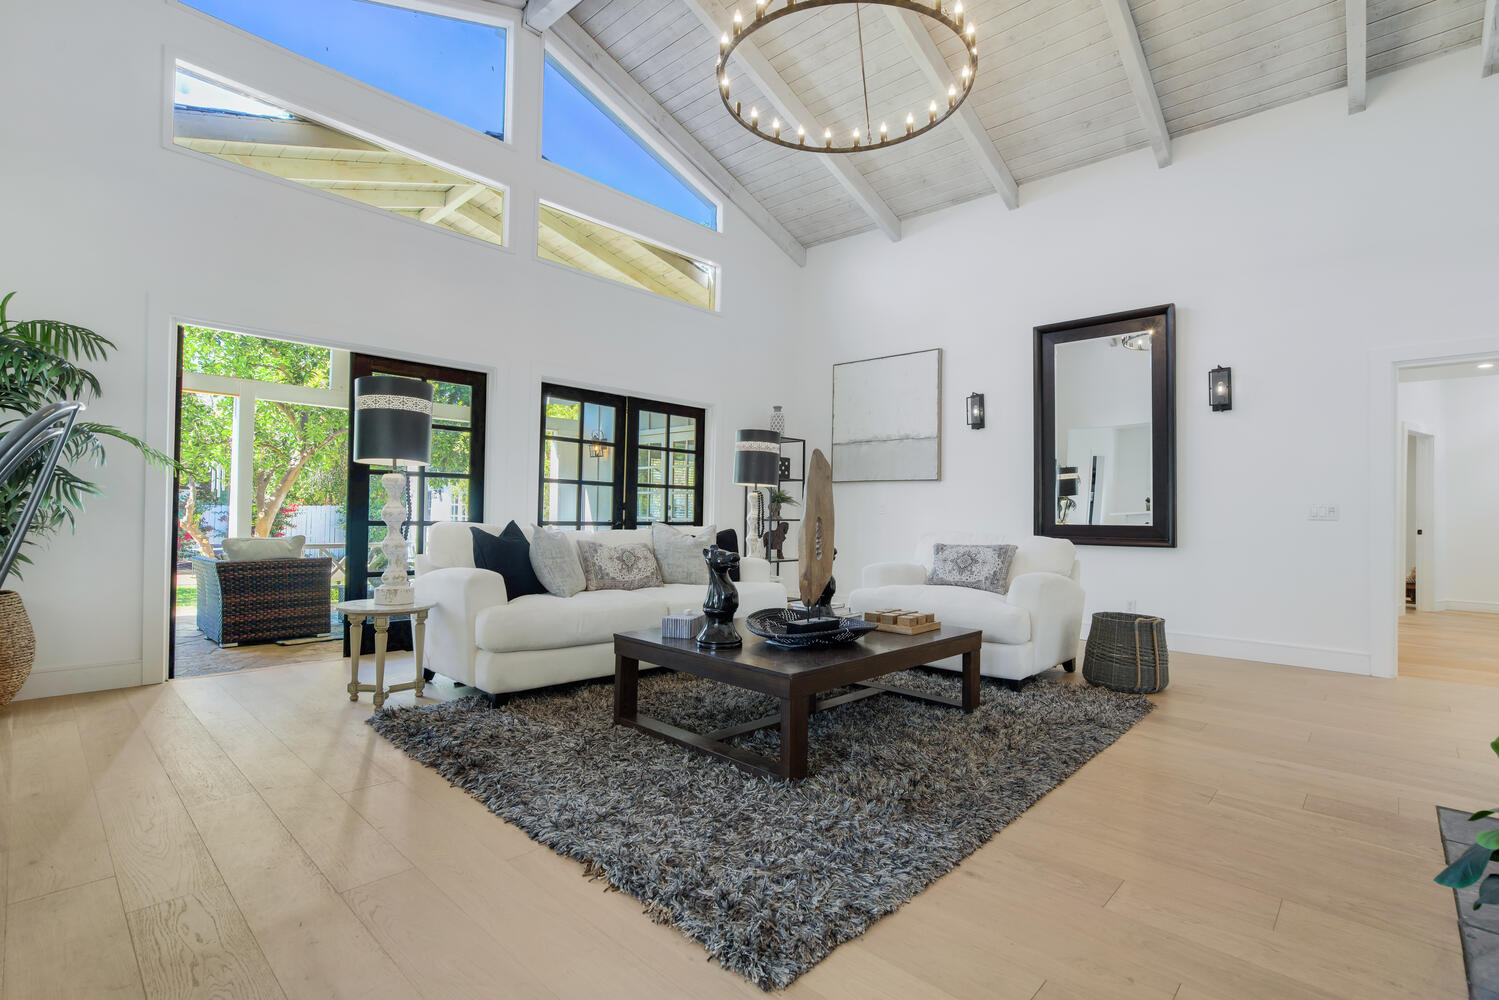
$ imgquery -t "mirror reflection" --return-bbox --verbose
[1052,330,1154,527]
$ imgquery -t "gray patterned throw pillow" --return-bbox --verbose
[651,522,716,585]
[577,540,665,592]
[927,543,1018,595]
[528,525,586,598]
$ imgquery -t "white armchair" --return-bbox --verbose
[846,533,1084,687]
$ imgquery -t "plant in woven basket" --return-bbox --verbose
[1434,736,1499,908]
[0,291,175,576]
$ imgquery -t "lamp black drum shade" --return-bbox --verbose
[733,428,780,486]
[353,375,433,468]
[1057,467,1080,498]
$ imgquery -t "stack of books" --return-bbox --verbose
[661,610,705,639]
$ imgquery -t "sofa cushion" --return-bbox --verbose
[851,584,1030,645]
[222,535,305,561]
[652,522,715,584]
[529,525,586,598]
[471,523,546,599]
[928,543,1018,594]
[474,589,669,653]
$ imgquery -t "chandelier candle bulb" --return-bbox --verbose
[929,99,938,123]
[732,8,742,33]
[735,101,741,117]
[906,112,914,134]
[720,31,729,54]
[852,128,860,146]
[797,124,805,144]
[772,117,781,138]
[824,127,832,147]
[954,1,963,27]
[879,122,888,142]
[750,106,759,129]
[948,84,957,108]
[755,0,766,17]
[966,21,975,39]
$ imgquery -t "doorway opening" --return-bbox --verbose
[168,325,486,679]
[1394,359,1499,684]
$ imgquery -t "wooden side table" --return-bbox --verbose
[337,599,435,709]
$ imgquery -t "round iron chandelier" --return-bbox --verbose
[716,0,979,154]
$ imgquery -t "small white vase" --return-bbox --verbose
[770,405,784,439]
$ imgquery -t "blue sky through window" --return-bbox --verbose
[543,56,716,230]
[184,0,506,138]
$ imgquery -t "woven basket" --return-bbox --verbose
[1083,611,1168,693]
[0,591,37,709]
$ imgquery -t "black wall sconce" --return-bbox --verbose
[1209,366,1232,411]
[966,392,986,429]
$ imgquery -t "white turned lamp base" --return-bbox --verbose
[374,470,414,607]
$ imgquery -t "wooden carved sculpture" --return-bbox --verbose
[798,449,835,611]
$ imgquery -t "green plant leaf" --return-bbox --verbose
[1472,810,1498,821]
[1490,736,1499,760]
[1476,874,1499,909]
[1477,831,1499,851]
[1436,843,1495,888]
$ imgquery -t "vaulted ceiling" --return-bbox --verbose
[528,0,1495,255]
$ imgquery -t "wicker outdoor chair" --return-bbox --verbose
[192,556,334,647]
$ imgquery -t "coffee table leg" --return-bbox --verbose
[779,694,809,780]
[961,645,980,713]
[614,654,638,724]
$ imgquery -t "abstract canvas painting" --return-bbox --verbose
[831,349,941,482]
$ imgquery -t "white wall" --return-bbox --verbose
[1400,376,1499,612]
[796,50,1499,674]
[0,0,804,698]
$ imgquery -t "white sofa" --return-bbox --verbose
[846,533,1085,687]
[413,522,788,697]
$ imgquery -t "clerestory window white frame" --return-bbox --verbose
[540,37,725,236]
[169,0,518,149]
[165,58,514,252]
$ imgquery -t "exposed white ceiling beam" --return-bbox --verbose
[1482,0,1498,77]
[677,0,902,242]
[1346,0,1368,113]
[1098,0,1171,167]
[883,8,1017,210]
[524,0,584,34]
[419,183,486,224]
[550,15,808,265]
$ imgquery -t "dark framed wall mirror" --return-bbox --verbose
[1034,304,1176,547]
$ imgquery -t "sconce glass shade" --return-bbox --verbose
[1210,366,1233,411]
[966,392,985,429]
[733,428,781,485]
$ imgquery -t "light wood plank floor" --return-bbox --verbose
[1401,608,1499,685]
[2,647,1488,999]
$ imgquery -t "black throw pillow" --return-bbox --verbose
[472,523,547,599]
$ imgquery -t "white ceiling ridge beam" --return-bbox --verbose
[677,0,902,242]
[1482,0,1497,77]
[524,0,584,34]
[1346,0,1368,112]
[883,8,1017,210]
[1098,0,1171,166]
[550,15,808,266]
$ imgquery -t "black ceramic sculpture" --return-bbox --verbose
[697,545,742,649]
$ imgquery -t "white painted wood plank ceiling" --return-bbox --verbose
[553,0,1489,250]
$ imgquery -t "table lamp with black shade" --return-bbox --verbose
[353,375,433,606]
[1057,466,1080,524]
[734,428,780,551]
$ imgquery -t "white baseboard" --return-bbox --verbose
[1080,627,1372,675]
[13,659,144,701]
[1436,600,1499,614]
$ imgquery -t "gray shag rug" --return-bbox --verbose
[368,669,1152,990]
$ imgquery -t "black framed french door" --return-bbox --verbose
[346,354,487,600]
[538,383,705,530]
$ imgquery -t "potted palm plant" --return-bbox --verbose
[0,292,173,706]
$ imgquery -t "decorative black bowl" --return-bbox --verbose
[745,608,877,648]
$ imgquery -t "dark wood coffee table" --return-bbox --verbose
[612,626,983,780]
